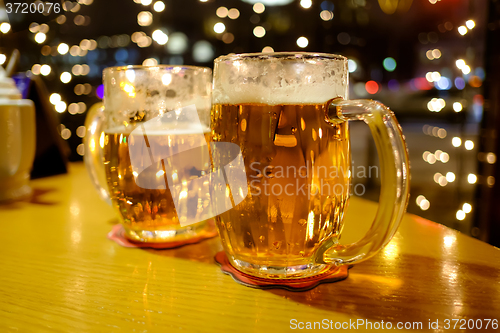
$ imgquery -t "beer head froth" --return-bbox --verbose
[103,66,212,128]
[213,53,348,105]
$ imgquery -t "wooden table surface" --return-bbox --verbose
[0,163,499,332]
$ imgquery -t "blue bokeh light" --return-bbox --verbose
[454,77,466,90]
[96,84,104,99]
[436,77,452,90]
[382,57,397,72]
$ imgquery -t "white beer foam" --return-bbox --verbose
[104,66,212,128]
[213,54,348,105]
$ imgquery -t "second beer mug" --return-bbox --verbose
[85,65,214,243]
[211,52,410,279]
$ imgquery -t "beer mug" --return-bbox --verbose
[211,52,410,279]
[84,65,214,243]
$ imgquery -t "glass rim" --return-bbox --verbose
[214,52,347,63]
[103,64,212,74]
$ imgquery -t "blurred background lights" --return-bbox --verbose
[0,54,5,65]
[463,203,472,213]
[456,210,466,221]
[456,59,466,69]
[446,172,456,182]
[486,153,497,164]
[435,77,452,90]
[320,10,334,21]
[253,26,266,38]
[213,22,226,34]
[452,137,462,147]
[348,59,357,73]
[166,32,188,54]
[193,40,214,62]
[423,151,437,164]
[467,173,477,184]
[142,58,158,66]
[153,1,165,12]
[57,43,69,55]
[462,65,471,75]
[76,144,85,156]
[137,11,153,26]
[382,57,396,72]
[453,102,463,112]
[300,0,312,9]
[0,22,10,34]
[440,152,449,163]
[253,3,265,13]
[216,6,228,18]
[60,72,72,83]
[152,29,169,45]
[76,126,86,138]
[49,93,61,105]
[55,101,67,113]
[425,71,442,83]
[222,32,235,44]
[228,8,240,19]
[454,77,466,90]
[96,85,104,99]
[465,140,474,150]
[40,64,51,76]
[465,20,475,29]
[34,32,46,44]
[365,81,379,94]
[458,25,468,35]
[141,0,152,5]
[262,46,274,53]
[416,195,430,211]
[61,128,71,140]
[427,98,445,112]
[296,36,308,48]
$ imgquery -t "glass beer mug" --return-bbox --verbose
[211,52,410,279]
[84,65,214,243]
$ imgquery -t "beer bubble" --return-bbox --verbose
[259,235,265,242]
[226,222,232,230]
[291,127,297,134]
[299,251,305,257]
[298,219,307,226]
[265,166,274,178]
[273,241,282,249]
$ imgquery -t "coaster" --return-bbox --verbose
[107,222,218,249]
[214,251,349,291]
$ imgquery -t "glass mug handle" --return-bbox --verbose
[314,98,410,265]
[83,102,112,205]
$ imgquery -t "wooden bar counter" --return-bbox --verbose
[0,163,499,332]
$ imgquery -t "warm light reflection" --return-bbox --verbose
[443,235,456,248]
[307,211,315,240]
[382,241,399,261]
[120,82,136,97]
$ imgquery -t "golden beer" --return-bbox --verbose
[211,103,350,277]
[103,127,212,242]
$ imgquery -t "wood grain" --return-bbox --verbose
[0,163,499,332]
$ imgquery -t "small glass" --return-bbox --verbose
[85,65,214,243]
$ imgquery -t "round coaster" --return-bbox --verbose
[214,251,349,291]
[107,222,218,249]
